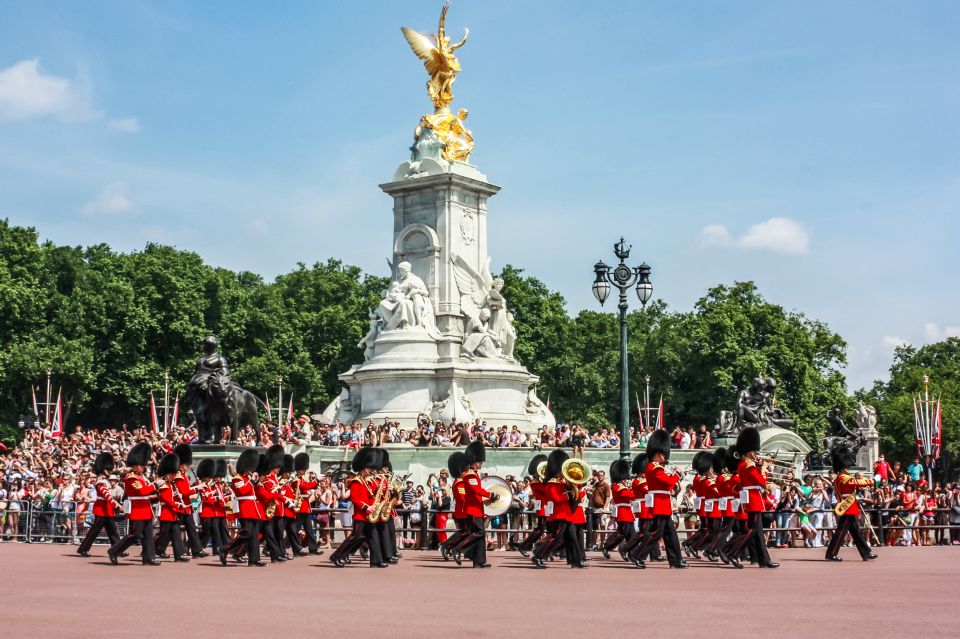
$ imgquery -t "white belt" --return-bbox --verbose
[742,486,763,491]
[612,503,632,510]
[647,490,669,495]
[236,496,256,501]
[127,496,151,501]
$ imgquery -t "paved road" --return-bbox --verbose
[3,544,956,638]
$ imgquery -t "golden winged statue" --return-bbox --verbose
[401,2,468,114]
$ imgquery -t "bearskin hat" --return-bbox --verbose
[380,448,391,468]
[125,442,152,468]
[351,447,377,472]
[736,426,761,457]
[256,453,269,476]
[93,452,115,476]
[692,451,714,476]
[196,458,215,480]
[157,453,180,477]
[646,429,671,462]
[465,440,486,465]
[235,448,260,475]
[527,454,548,478]
[294,452,310,472]
[447,451,468,478]
[282,454,295,474]
[610,459,631,483]
[173,443,193,467]
[632,452,649,476]
[831,445,857,474]
[712,447,728,475]
[266,444,285,471]
[214,459,228,478]
[547,448,569,479]
[725,447,739,474]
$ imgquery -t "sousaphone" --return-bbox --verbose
[561,458,593,485]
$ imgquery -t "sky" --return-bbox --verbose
[1,1,958,391]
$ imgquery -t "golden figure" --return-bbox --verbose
[415,108,474,162]
[401,2,468,114]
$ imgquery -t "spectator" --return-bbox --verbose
[907,458,924,483]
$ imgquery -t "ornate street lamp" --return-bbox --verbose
[593,237,653,460]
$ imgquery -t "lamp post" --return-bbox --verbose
[593,237,653,460]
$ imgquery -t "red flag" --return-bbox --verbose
[933,400,942,459]
[31,385,39,417]
[656,394,665,430]
[287,395,294,426]
[913,398,923,457]
[265,396,272,423]
[170,393,180,430]
[636,392,644,429]
[50,387,63,438]
[149,393,159,433]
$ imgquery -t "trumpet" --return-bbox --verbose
[755,453,795,483]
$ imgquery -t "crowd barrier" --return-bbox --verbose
[3,500,958,549]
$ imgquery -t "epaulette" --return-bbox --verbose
[651,461,664,469]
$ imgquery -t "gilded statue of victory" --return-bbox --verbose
[402,2,474,162]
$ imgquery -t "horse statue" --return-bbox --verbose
[185,335,260,443]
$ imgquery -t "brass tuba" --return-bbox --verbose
[561,458,593,485]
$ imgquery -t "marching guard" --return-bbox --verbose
[601,458,634,559]
[825,444,877,562]
[451,441,493,568]
[515,454,548,556]
[154,452,190,562]
[174,444,207,557]
[440,451,469,560]
[725,427,779,568]
[279,454,303,556]
[627,430,686,568]
[77,452,122,556]
[220,448,266,566]
[293,452,322,555]
[197,458,226,556]
[330,447,384,567]
[108,442,159,565]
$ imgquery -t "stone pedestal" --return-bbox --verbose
[857,425,880,471]
[322,159,554,432]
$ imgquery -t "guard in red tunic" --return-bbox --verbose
[601,459,634,559]
[279,454,303,556]
[108,442,159,565]
[440,451,469,560]
[220,448,267,566]
[704,447,733,560]
[212,460,230,553]
[627,430,686,568]
[154,452,190,562]
[515,454,548,556]
[451,441,493,568]
[77,452,122,556]
[726,427,778,568]
[531,449,582,568]
[173,443,206,557]
[682,451,714,558]
[330,447,384,567]
[196,458,224,555]
[622,453,651,565]
[825,444,877,562]
[257,445,288,562]
[293,453,321,555]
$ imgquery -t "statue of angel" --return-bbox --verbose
[401,2,469,113]
[451,252,493,326]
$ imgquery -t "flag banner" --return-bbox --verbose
[170,393,180,431]
[265,397,272,423]
[656,394,665,430]
[149,393,159,433]
[50,388,63,438]
[636,392,644,430]
[31,385,39,418]
[287,395,294,425]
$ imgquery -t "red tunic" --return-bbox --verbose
[199,482,220,519]
[461,470,491,518]
[348,476,374,523]
[703,477,722,519]
[281,481,297,518]
[632,477,651,520]
[123,472,156,521]
[692,475,705,518]
[172,472,194,514]
[529,480,547,517]
[544,479,571,521]
[833,473,872,517]
[611,481,635,523]
[737,459,767,513]
[156,480,181,522]
[644,462,681,516]
[452,477,467,521]
[570,488,587,525]
[296,477,318,515]
[257,473,282,520]
[230,474,265,520]
[92,478,120,518]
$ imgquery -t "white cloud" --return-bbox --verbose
[698,224,733,248]
[738,217,810,255]
[881,335,907,349]
[923,322,960,342]
[245,218,268,234]
[0,59,101,121]
[108,116,140,133]
[699,216,810,255]
[82,182,137,215]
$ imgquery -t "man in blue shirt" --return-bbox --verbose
[907,458,924,482]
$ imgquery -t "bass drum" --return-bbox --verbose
[481,475,513,517]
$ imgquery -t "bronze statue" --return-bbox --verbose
[185,336,259,443]
[822,405,865,464]
[720,376,796,435]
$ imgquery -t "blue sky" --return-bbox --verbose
[1,1,958,391]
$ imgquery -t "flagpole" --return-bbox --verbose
[278,376,283,426]
[163,371,169,434]
[644,375,651,436]
[45,369,52,425]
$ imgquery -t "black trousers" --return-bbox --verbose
[261,518,285,559]
[566,522,585,564]
[534,520,566,560]
[297,513,319,552]
[78,515,121,552]
[156,513,203,556]
[603,521,635,552]
[362,521,384,566]
[332,521,366,562]
[155,519,187,558]
[826,514,872,559]
[729,512,771,565]
[385,517,399,558]
[519,517,545,551]
[223,518,261,564]
[454,516,487,566]
[283,516,303,553]
[443,518,468,548]
[109,518,156,563]
[708,516,735,553]
[632,515,682,566]
[200,517,229,553]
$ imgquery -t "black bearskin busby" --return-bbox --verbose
[282,454,295,475]
[380,448,392,471]
[236,448,260,475]
[351,447,380,473]
[725,447,739,474]
[125,442,152,468]
[632,452,649,476]
[214,459,228,478]
[447,451,468,478]
[266,444,285,471]
[256,453,269,476]
[546,448,568,479]
[527,454,548,478]
[465,440,486,465]
[712,447,728,475]
[610,459,631,483]
[294,452,310,472]
[173,443,193,467]
[196,458,215,480]
[157,453,180,477]
[646,429,671,462]
[692,451,714,476]
[93,452,115,476]
[831,444,857,474]
[736,426,761,458]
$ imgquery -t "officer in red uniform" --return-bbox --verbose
[330,447,385,567]
[628,430,686,568]
[293,452,321,555]
[532,448,581,568]
[601,459,635,559]
[196,458,224,555]
[704,448,733,560]
[621,453,650,564]
[682,451,714,558]
[172,443,206,557]
[108,442,160,565]
[220,448,266,566]
[726,427,779,568]
[440,451,469,560]
[154,452,190,562]
[279,454,303,556]
[256,445,289,562]
[212,460,230,553]
[378,450,400,564]
[825,444,877,562]
[515,454,548,556]
[451,441,493,568]
[77,452,122,556]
